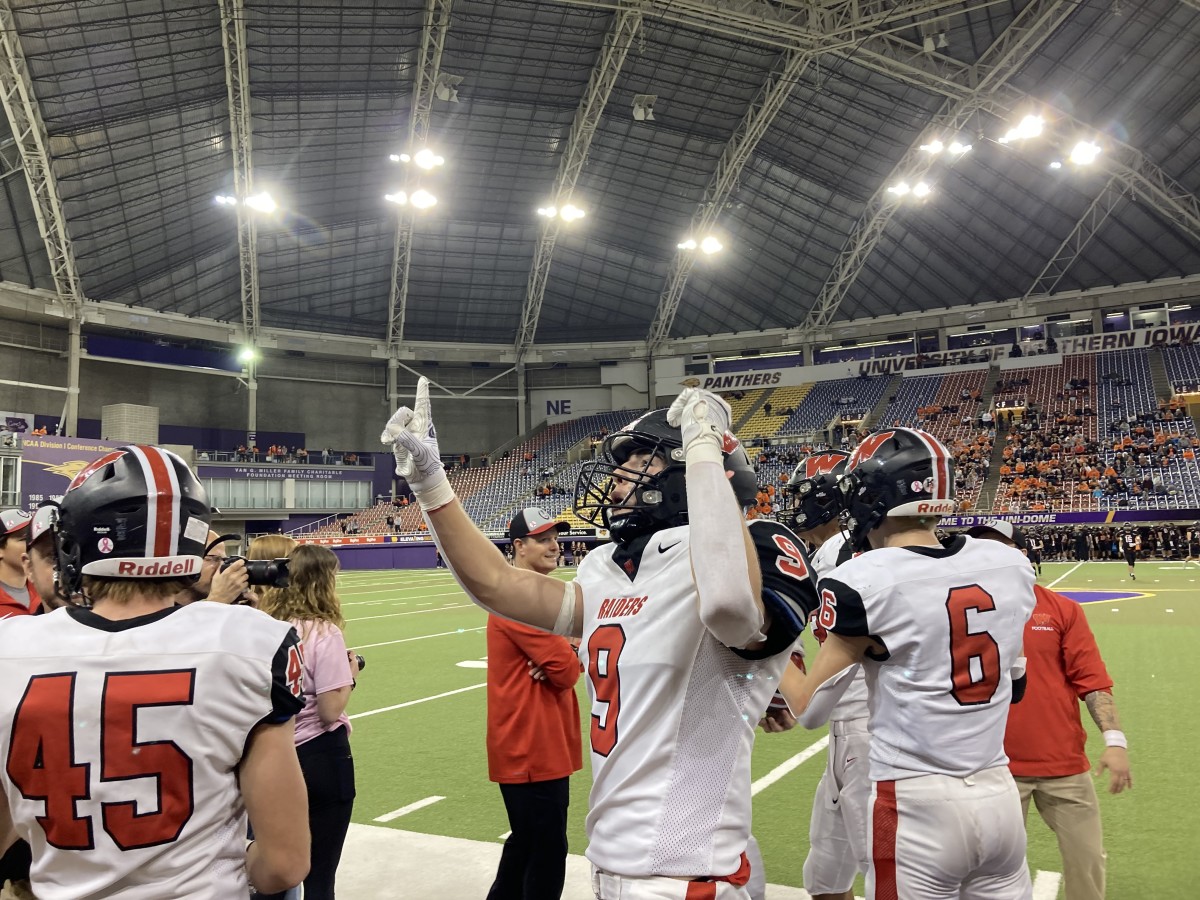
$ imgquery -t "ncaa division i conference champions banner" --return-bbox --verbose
[17,436,124,512]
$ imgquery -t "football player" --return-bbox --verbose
[781,451,870,900]
[791,428,1036,900]
[383,381,819,899]
[0,445,309,898]
[1120,527,1139,580]
[21,506,74,611]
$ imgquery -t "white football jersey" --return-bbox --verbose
[0,602,302,900]
[817,535,1035,781]
[574,519,816,878]
[808,532,869,723]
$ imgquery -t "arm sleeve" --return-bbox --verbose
[309,624,354,695]
[1058,596,1114,697]
[730,520,821,661]
[686,459,767,649]
[499,620,583,692]
[262,626,305,725]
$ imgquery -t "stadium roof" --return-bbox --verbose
[0,0,1197,356]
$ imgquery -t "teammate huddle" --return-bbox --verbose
[0,383,1117,899]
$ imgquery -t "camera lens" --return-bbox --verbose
[355,654,366,671]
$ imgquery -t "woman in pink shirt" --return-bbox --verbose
[255,541,359,900]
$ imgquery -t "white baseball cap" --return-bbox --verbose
[1,508,32,538]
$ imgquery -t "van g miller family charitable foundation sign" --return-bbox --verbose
[196,465,373,482]
[18,436,123,511]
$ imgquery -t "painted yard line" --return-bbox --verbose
[345,604,474,623]
[349,626,485,651]
[1031,869,1062,900]
[342,589,465,605]
[498,830,511,841]
[750,735,830,796]
[1045,561,1084,589]
[350,682,486,720]
[373,796,446,823]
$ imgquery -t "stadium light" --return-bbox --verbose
[1048,160,1063,170]
[409,189,438,209]
[948,141,972,156]
[886,181,911,196]
[919,139,944,155]
[1069,141,1102,166]
[560,204,585,223]
[912,182,932,198]
[388,153,401,162]
[998,114,1044,144]
[237,346,259,364]
[413,148,445,170]
[537,206,558,218]
[214,195,237,205]
[677,238,698,250]
[384,191,408,205]
[243,192,277,214]
[699,236,723,255]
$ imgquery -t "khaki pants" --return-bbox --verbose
[1016,773,1105,900]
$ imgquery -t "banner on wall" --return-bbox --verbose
[18,436,123,511]
[196,465,374,482]
[1,411,35,434]
[1057,323,1200,356]
[941,509,1200,528]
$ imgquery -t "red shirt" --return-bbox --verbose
[1005,584,1113,777]
[0,579,40,618]
[486,615,583,784]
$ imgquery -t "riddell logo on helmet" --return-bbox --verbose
[916,501,957,515]
[116,558,199,577]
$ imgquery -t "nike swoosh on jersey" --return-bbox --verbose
[658,541,682,554]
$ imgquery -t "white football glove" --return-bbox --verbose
[380,377,454,510]
[667,387,733,465]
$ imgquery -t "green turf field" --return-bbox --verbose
[338,559,1199,899]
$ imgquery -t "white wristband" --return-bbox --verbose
[1102,729,1127,749]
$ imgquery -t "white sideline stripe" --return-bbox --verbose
[349,682,486,720]
[498,830,511,840]
[346,603,472,623]
[1046,561,1084,589]
[349,626,484,651]
[373,795,445,823]
[343,588,465,605]
[750,735,829,796]
[1032,869,1062,900]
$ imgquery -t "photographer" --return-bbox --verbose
[180,529,254,605]
[255,542,358,900]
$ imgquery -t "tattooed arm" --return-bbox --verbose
[1085,690,1133,794]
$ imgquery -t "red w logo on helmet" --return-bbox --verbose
[67,450,127,492]
[851,431,895,466]
[803,453,847,479]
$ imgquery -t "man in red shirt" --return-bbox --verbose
[486,508,583,900]
[0,510,38,618]
[968,520,1133,900]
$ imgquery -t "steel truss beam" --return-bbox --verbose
[514,6,643,357]
[646,45,815,350]
[798,0,1076,336]
[387,0,453,352]
[1022,175,1125,301]
[217,0,260,345]
[0,2,83,317]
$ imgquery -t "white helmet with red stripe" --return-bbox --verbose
[840,427,957,550]
[56,445,211,591]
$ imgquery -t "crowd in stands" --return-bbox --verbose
[941,524,1200,562]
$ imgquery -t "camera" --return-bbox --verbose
[220,556,290,588]
[354,654,366,671]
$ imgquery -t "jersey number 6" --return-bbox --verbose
[945,585,1002,706]
[587,624,626,757]
[6,670,197,851]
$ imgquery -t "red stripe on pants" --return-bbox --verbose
[685,883,716,900]
[872,780,899,900]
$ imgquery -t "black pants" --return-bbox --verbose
[256,726,356,900]
[486,777,570,900]
[0,839,31,883]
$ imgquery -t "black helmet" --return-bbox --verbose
[575,409,758,544]
[840,428,957,550]
[783,451,849,532]
[56,445,212,593]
